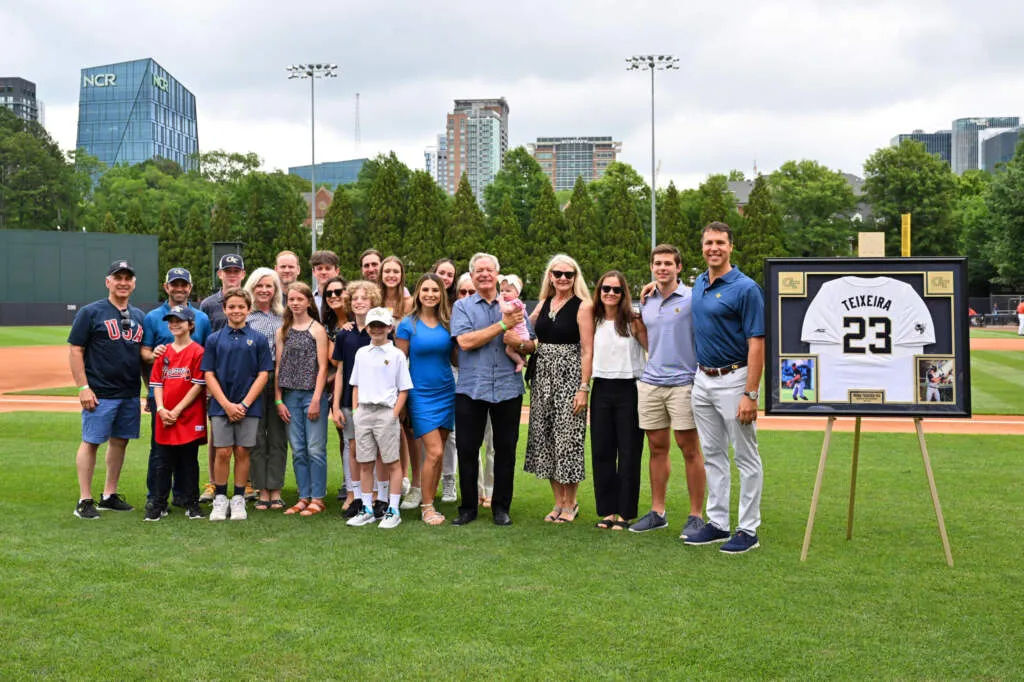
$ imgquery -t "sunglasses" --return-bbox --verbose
[119,308,132,333]
[459,289,475,295]
[551,269,576,280]
[601,285,623,294]
[325,289,345,297]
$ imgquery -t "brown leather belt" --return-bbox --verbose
[698,362,746,377]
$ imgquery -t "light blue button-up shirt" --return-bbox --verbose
[451,293,535,403]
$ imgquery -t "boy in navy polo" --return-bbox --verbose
[69,260,146,519]
[201,288,273,521]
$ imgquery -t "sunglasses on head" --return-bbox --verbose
[601,285,623,294]
[551,269,575,280]
[325,289,345,297]
[119,308,132,332]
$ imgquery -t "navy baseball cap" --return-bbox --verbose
[163,305,195,322]
[107,259,135,276]
[165,267,192,284]
[218,254,244,271]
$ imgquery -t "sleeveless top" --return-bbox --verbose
[592,319,645,380]
[535,296,582,344]
[278,324,318,391]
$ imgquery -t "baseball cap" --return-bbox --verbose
[165,267,192,284]
[107,259,135,276]
[365,307,394,327]
[162,305,195,322]
[218,253,244,271]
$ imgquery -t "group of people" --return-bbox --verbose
[70,221,767,552]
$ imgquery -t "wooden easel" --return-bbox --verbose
[800,416,954,567]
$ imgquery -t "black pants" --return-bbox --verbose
[590,378,644,520]
[455,393,522,516]
[146,407,189,505]
[150,441,201,508]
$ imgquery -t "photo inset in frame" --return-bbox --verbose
[780,356,816,402]
[917,357,955,404]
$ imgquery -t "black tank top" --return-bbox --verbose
[535,296,582,344]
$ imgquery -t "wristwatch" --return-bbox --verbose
[743,390,760,401]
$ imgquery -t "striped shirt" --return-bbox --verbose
[246,309,283,357]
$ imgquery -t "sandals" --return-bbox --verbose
[254,499,271,511]
[544,507,563,523]
[300,499,326,516]
[595,517,616,530]
[554,503,580,524]
[481,497,492,508]
[611,519,630,531]
[269,499,285,510]
[284,499,310,515]
[421,504,446,526]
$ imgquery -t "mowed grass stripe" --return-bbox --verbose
[0,326,70,347]
[970,350,1024,414]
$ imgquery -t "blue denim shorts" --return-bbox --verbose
[82,397,141,444]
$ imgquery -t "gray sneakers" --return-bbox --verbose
[679,515,706,540]
[629,510,668,533]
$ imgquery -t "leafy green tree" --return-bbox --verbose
[656,181,691,265]
[198,150,261,184]
[698,174,734,226]
[523,180,566,295]
[483,147,551,235]
[735,174,785,287]
[491,194,527,284]
[677,187,705,272]
[209,197,234,243]
[591,163,647,292]
[403,170,449,277]
[124,200,148,234]
[728,169,747,182]
[156,205,182,297]
[984,138,1024,289]
[447,174,487,269]
[321,186,362,279]
[863,140,957,256]
[366,153,410,256]
[564,177,600,283]
[179,203,213,297]
[768,160,857,257]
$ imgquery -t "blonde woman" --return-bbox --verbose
[524,254,594,523]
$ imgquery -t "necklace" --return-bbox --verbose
[548,296,571,321]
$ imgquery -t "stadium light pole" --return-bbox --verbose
[286,63,338,254]
[626,54,678,253]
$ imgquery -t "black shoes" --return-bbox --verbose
[492,511,512,526]
[74,499,100,519]
[96,493,134,512]
[372,500,387,520]
[451,511,477,526]
[344,499,364,519]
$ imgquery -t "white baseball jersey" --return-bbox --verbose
[801,276,935,402]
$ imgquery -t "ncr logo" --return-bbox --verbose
[153,75,168,92]
[83,73,117,88]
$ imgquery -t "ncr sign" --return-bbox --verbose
[83,73,117,88]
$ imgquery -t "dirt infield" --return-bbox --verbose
[2,339,1022,433]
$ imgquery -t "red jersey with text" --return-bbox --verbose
[149,341,207,445]
[801,276,934,402]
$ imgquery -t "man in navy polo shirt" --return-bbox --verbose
[141,267,211,511]
[68,260,146,519]
[200,288,273,521]
[630,244,706,538]
[684,222,766,554]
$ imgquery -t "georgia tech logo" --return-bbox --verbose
[224,256,240,265]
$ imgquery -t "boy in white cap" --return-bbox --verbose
[346,307,414,529]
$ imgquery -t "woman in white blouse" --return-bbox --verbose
[590,270,647,530]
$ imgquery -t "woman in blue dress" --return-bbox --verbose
[396,273,455,526]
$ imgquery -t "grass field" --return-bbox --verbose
[0,412,1020,679]
[0,326,70,347]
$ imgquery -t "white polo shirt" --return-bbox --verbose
[349,341,414,407]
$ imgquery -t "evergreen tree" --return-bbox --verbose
[564,177,600,283]
[446,174,487,270]
[491,194,527,285]
[402,170,449,277]
[156,205,182,296]
[124,200,148,234]
[180,203,213,297]
[209,196,233,243]
[523,180,566,295]
[366,152,410,256]
[698,174,733,226]
[985,137,1024,288]
[98,211,119,233]
[321,186,362,279]
[655,181,689,263]
[735,174,785,288]
[483,147,551,236]
[596,176,646,293]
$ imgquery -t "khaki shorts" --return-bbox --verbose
[353,404,401,464]
[637,381,696,431]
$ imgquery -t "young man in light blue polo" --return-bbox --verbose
[630,244,706,539]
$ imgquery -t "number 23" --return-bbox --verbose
[842,316,892,354]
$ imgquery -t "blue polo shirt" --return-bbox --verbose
[451,293,535,403]
[332,324,372,408]
[200,323,273,417]
[639,283,697,387]
[692,266,765,369]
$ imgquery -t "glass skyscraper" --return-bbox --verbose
[951,117,1019,175]
[0,77,40,123]
[889,130,951,165]
[528,136,622,191]
[288,158,368,189]
[76,58,198,171]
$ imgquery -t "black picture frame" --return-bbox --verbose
[764,257,971,418]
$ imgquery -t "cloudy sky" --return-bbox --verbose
[5,0,1023,189]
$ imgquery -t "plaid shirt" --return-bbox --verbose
[246,309,283,357]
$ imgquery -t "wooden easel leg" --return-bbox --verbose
[801,416,835,561]
[847,417,862,540]
[914,418,954,567]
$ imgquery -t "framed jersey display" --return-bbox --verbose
[764,258,971,417]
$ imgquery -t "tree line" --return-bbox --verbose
[4,104,1024,298]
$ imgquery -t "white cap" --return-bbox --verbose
[365,307,394,326]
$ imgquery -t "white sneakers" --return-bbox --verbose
[401,477,411,496]
[347,509,377,527]
[400,487,422,510]
[379,507,402,529]
[440,475,457,503]
[210,494,247,521]
[210,494,229,521]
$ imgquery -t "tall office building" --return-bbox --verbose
[442,97,509,203]
[289,158,367,188]
[951,117,1019,174]
[527,136,622,191]
[979,128,1021,173]
[424,134,447,185]
[76,58,198,171]
[0,77,40,123]
[889,129,952,165]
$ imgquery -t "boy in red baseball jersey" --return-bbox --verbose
[146,305,208,521]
